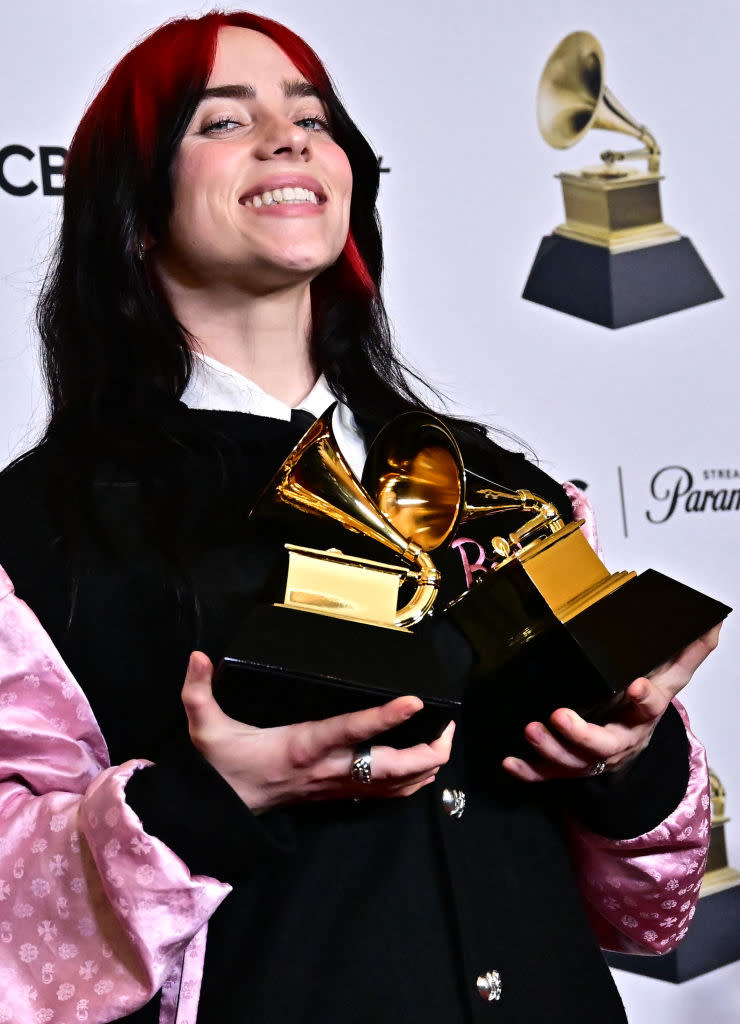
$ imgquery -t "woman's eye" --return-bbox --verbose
[295,115,331,134]
[202,117,242,134]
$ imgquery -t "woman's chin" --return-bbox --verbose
[247,249,341,288]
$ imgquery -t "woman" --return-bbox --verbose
[0,11,717,1023]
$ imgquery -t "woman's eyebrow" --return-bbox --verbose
[200,84,256,101]
[199,80,320,103]
[282,79,321,100]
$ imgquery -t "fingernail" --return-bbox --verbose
[503,757,526,776]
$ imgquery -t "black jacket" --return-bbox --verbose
[0,405,689,1023]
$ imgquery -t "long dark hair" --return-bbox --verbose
[22,11,502,618]
[37,10,432,450]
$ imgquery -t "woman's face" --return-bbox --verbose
[155,26,353,294]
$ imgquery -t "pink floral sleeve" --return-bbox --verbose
[567,703,709,955]
[0,565,231,1023]
[562,483,710,955]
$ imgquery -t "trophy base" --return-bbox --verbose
[564,569,730,698]
[449,566,730,751]
[554,170,679,253]
[214,604,469,748]
[522,234,722,328]
[605,878,740,982]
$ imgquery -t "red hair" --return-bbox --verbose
[70,10,374,299]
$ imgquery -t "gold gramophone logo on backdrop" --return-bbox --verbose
[522,31,723,328]
[704,768,740,895]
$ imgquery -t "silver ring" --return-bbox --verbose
[351,743,372,784]
[588,759,607,777]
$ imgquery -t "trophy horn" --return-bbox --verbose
[250,404,441,629]
[361,411,564,558]
[537,30,660,173]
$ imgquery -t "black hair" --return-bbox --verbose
[13,12,507,624]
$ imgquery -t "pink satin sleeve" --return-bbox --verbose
[561,484,710,955]
[561,480,603,559]
[567,702,709,955]
[0,566,230,1023]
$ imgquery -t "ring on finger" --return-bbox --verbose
[588,759,607,777]
[351,742,372,784]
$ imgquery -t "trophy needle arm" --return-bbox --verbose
[470,483,565,553]
[474,489,535,515]
[600,128,661,173]
[507,494,565,548]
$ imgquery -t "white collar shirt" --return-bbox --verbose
[180,352,368,479]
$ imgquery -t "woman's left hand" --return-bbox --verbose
[502,624,721,782]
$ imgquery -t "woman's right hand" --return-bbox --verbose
[181,651,454,814]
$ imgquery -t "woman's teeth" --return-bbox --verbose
[245,187,319,207]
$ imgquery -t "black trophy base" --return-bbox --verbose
[522,234,723,328]
[214,604,468,748]
[565,569,730,701]
[606,881,740,982]
[449,567,730,756]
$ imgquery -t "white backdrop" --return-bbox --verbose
[2,1,739,1019]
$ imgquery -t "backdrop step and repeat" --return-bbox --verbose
[1,2,738,1020]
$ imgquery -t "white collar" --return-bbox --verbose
[180,352,337,420]
[180,352,368,477]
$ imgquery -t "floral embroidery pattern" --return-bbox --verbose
[568,701,710,955]
[0,571,230,1022]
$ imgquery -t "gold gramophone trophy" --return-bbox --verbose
[215,404,729,750]
[214,406,465,748]
[522,30,722,327]
[361,411,731,738]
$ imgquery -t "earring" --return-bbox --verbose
[137,240,146,262]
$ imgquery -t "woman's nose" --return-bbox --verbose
[255,116,310,160]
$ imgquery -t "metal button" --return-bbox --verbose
[476,969,502,1002]
[441,788,466,819]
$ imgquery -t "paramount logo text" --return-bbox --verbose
[646,466,740,524]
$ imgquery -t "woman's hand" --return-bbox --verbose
[181,652,454,814]
[502,624,721,783]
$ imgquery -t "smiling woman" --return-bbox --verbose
[37,12,384,425]
[0,9,715,1024]
[152,26,354,395]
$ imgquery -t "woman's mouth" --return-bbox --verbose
[240,186,324,208]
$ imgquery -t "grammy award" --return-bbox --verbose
[361,411,731,740]
[607,768,740,981]
[213,406,466,749]
[522,31,722,328]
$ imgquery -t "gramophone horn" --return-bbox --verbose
[362,412,564,555]
[537,30,660,172]
[250,404,440,629]
[362,412,465,553]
